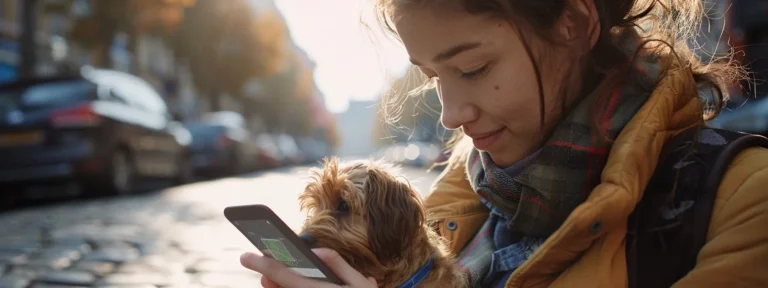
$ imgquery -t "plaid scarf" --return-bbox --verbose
[466,29,663,237]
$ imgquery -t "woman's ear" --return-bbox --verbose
[363,168,425,264]
[558,0,601,51]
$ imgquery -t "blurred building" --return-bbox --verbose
[335,100,378,157]
[292,44,336,142]
[0,0,21,82]
[134,34,199,120]
[0,0,201,120]
[0,0,77,83]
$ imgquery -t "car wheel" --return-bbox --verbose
[228,150,241,175]
[175,154,195,185]
[110,149,135,195]
[0,185,19,211]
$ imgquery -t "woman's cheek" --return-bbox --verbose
[498,90,541,130]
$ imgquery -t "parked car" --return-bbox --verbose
[296,137,330,164]
[0,68,193,205]
[707,96,768,135]
[274,134,303,165]
[254,134,282,169]
[375,141,443,168]
[185,111,261,177]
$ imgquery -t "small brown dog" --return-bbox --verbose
[298,157,467,287]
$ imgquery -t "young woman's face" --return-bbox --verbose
[395,6,583,167]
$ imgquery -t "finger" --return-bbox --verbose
[312,248,374,288]
[260,276,280,288]
[241,252,335,288]
[367,277,378,286]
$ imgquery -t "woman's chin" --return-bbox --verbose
[482,151,509,167]
[487,149,532,168]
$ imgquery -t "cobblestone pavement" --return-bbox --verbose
[0,165,440,288]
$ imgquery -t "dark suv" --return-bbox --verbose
[0,68,193,204]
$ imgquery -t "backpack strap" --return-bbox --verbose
[627,127,768,288]
[682,131,768,272]
[626,127,697,288]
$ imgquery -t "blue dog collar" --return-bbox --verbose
[395,257,434,288]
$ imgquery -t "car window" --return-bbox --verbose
[0,80,95,111]
[86,70,167,115]
[277,135,299,154]
[203,111,245,128]
[114,74,165,114]
[130,77,167,115]
[106,88,129,104]
[86,71,138,108]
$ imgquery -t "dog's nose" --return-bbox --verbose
[299,231,317,247]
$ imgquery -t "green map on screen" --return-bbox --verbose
[261,238,298,265]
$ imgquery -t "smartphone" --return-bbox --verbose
[224,204,344,285]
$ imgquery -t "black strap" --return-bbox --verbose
[626,127,698,288]
[626,211,639,288]
[682,133,768,272]
[627,128,768,288]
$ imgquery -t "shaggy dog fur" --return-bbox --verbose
[298,157,467,287]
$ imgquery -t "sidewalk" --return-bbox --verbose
[0,165,440,287]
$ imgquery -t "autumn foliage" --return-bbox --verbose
[58,0,339,145]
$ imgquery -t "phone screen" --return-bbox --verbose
[235,220,329,279]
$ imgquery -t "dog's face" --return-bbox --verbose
[298,158,426,274]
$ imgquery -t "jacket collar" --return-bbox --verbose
[506,59,707,286]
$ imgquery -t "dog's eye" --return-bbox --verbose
[336,199,350,213]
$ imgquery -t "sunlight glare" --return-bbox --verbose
[272,0,410,113]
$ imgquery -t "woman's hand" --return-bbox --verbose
[240,248,378,288]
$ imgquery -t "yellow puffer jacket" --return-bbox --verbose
[424,65,768,287]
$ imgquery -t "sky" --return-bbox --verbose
[270,0,411,113]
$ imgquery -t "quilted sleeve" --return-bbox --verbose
[673,147,768,287]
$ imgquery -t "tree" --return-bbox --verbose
[261,61,299,132]
[175,0,333,138]
[133,0,196,35]
[289,58,321,136]
[66,0,194,67]
[250,9,293,76]
[325,115,341,151]
[175,0,293,111]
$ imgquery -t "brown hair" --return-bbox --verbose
[374,0,744,148]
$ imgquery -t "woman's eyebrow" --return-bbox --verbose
[410,42,483,65]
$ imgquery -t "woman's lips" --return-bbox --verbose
[469,128,505,150]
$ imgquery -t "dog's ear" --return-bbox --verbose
[300,157,344,213]
[363,167,425,263]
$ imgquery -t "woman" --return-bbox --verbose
[241,0,768,287]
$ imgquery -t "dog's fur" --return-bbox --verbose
[298,157,467,287]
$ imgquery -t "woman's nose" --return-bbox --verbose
[438,85,478,130]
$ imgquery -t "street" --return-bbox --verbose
[0,164,440,288]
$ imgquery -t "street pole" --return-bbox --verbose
[20,0,40,79]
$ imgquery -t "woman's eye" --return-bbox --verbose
[336,199,350,213]
[461,64,490,80]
